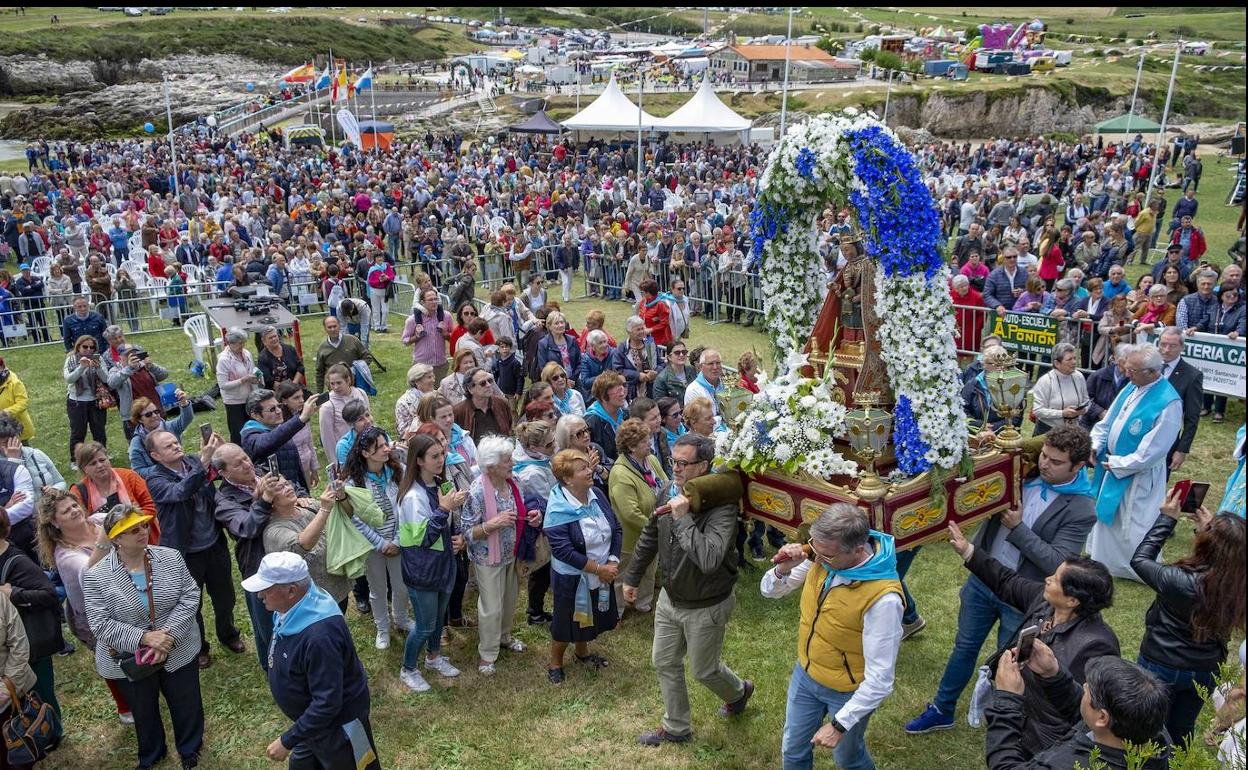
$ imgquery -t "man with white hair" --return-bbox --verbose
[1087,344,1182,579]
[610,315,659,401]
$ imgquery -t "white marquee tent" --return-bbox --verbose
[653,77,752,135]
[560,74,660,132]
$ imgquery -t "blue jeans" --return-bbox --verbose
[403,587,450,670]
[1137,655,1217,747]
[244,589,274,671]
[782,663,876,770]
[933,575,1025,715]
[895,547,921,626]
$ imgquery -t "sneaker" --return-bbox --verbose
[375,630,391,650]
[638,727,692,747]
[749,545,765,561]
[57,640,76,657]
[902,616,927,641]
[526,611,552,626]
[447,616,477,628]
[502,638,527,653]
[904,703,955,734]
[440,628,452,647]
[118,711,135,725]
[399,667,431,693]
[355,598,372,615]
[718,679,754,717]
[477,662,496,676]
[425,656,461,678]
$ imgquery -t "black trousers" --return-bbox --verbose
[68,398,108,464]
[115,662,204,768]
[527,562,550,617]
[288,713,380,770]
[184,538,241,655]
[224,402,248,445]
[448,550,469,622]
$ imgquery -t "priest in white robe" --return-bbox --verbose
[1087,344,1182,580]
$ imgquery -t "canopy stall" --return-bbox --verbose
[1094,114,1164,134]
[358,120,395,151]
[510,110,565,134]
[652,77,753,144]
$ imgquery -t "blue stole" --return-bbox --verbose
[822,532,899,590]
[1090,378,1180,524]
[694,372,723,416]
[586,400,623,433]
[553,388,574,415]
[645,292,675,309]
[545,485,604,629]
[1024,472,1094,502]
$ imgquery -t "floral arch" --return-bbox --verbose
[721,111,968,479]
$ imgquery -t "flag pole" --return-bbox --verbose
[369,60,377,154]
[1145,42,1181,208]
[162,73,179,198]
[328,49,338,146]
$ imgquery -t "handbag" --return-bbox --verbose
[93,381,116,410]
[113,552,164,682]
[2,674,61,765]
[0,558,62,662]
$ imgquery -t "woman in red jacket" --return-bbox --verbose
[638,279,672,349]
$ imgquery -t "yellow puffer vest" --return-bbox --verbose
[796,564,903,692]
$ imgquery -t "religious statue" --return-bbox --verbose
[828,225,893,404]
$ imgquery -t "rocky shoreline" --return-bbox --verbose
[0,53,283,139]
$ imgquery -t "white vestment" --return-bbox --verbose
[1086,379,1182,580]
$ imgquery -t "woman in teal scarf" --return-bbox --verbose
[544,450,622,684]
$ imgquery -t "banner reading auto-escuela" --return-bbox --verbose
[990,311,1060,358]
[1178,331,1246,399]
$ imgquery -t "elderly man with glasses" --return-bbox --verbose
[623,433,754,747]
[453,367,513,444]
[240,388,321,496]
[763,503,904,770]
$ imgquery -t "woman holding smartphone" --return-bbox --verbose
[946,521,1119,755]
[394,434,466,693]
[1130,489,1246,746]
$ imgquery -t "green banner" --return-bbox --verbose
[989,311,1060,358]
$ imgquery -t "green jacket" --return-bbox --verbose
[622,497,739,610]
[324,485,384,579]
[608,455,668,554]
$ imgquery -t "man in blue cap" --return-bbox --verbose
[247,551,380,769]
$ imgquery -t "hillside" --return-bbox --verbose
[0,15,447,65]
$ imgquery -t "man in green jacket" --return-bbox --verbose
[623,433,754,747]
[314,315,369,393]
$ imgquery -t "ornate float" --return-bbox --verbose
[716,111,1030,549]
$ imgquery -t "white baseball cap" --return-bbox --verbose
[241,551,309,593]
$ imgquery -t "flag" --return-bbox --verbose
[333,65,348,102]
[354,67,374,92]
[314,64,332,90]
[280,63,316,83]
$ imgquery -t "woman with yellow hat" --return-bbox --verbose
[82,504,205,770]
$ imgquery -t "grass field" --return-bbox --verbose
[0,152,1241,769]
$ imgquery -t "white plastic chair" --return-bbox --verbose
[489,216,507,238]
[182,314,213,367]
[120,259,147,278]
[29,256,51,277]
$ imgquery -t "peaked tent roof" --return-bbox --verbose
[654,78,752,133]
[1094,114,1164,134]
[561,74,660,131]
[510,109,565,134]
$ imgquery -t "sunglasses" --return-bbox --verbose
[139,409,162,419]
[551,373,567,382]
[574,428,590,438]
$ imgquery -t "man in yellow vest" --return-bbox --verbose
[763,503,903,770]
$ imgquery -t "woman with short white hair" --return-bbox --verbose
[460,436,542,675]
[1030,342,1090,436]
[216,327,259,443]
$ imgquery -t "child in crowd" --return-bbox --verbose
[492,336,526,410]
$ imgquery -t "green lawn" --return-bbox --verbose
[4,138,1244,770]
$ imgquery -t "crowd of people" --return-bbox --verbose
[0,119,1241,770]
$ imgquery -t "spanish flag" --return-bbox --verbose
[279,63,316,83]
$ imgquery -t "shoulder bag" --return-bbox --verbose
[2,674,61,764]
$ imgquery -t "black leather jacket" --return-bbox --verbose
[967,547,1120,756]
[1131,514,1229,672]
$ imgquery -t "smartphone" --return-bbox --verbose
[266,456,279,476]
[653,503,672,517]
[318,391,331,404]
[199,423,213,444]
[331,478,345,493]
[1171,479,1192,507]
[1181,482,1210,514]
[1015,625,1040,665]
[439,481,455,496]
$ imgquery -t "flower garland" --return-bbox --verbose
[716,352,858,480]
[738,110,968,477]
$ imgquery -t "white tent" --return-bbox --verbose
[561,74,660,132]
[653,77,752,134]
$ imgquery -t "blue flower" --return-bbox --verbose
[795,147,817,179]
[892,396,932,476]
[844,126,944,280]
